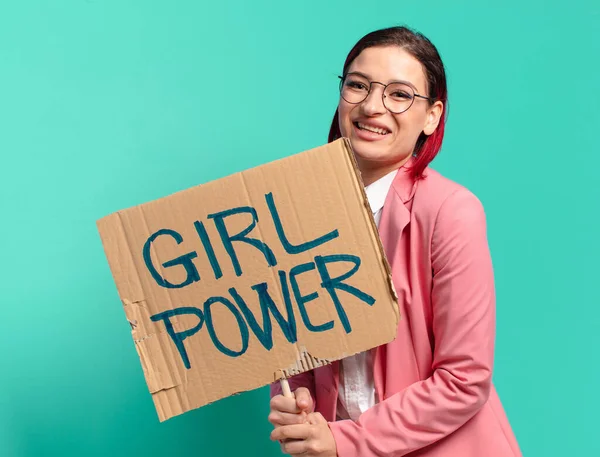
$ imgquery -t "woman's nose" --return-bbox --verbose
[360,85,387,116]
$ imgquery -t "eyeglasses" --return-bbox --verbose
[338,73,434,114]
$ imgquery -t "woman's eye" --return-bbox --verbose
[347,81,367,90]
[390,91,411,99]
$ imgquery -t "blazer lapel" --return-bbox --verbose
[373,165,416,400]
[378,165,415,266]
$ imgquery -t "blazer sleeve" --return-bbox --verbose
[329,188,496,456]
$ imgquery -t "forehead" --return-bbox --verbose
[347,46,427,92]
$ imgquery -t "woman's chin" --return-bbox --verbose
[352,147,394,164]
[353,147,412,169]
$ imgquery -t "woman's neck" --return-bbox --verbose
[357,155,412,186]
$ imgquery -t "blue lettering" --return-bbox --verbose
[229,272,297,350]
[150,307,204,369]
[204,296,249,357]
[194,221,223,280]
[315,254,375,333]
[266,192,339,254]
[290,262,334,332]
[148,253,375,368]
[143,229,199,289]
[209,206,277,277]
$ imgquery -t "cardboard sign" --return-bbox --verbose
[97,138,399,421]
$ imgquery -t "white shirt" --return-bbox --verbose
[336,169,398,421]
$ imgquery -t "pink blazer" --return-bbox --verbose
[271,164,522,457]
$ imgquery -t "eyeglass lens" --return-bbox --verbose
[340,74,415,113]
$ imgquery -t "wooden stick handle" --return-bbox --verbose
[280,377,293,398]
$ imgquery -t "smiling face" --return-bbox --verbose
[337,46,444,184]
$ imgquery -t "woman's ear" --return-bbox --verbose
[423,100,444,136]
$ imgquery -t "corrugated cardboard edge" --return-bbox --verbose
[96,212,182,409]
[275,347,333,380]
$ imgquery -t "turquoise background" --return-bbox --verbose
[1,1,598,456]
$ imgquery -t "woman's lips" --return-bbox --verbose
[352,121,391,141]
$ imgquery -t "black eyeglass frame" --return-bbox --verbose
[338,74,435,114]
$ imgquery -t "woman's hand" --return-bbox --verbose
[270,412,337,456]
[268,387,314,427]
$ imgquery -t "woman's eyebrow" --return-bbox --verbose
[347,70,372,80]
[347,71,419,92]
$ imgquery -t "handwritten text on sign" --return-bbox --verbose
[143,192,375,369]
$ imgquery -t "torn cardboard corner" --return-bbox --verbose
[275,345,333,380]
[97,138,400,422]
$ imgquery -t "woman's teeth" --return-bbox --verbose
[357,122,390,135]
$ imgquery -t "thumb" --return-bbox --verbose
[294,387,312,411]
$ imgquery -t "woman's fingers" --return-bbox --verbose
[270,424,312,442]
[270,394,301,414]
[268,410,308,426]
[294,387,314,412]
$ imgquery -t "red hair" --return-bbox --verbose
[328,26,448,180]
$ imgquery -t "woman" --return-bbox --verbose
[268,26,522,457]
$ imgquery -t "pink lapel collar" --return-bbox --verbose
[377,162,417,255]
[373,160,418,400]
